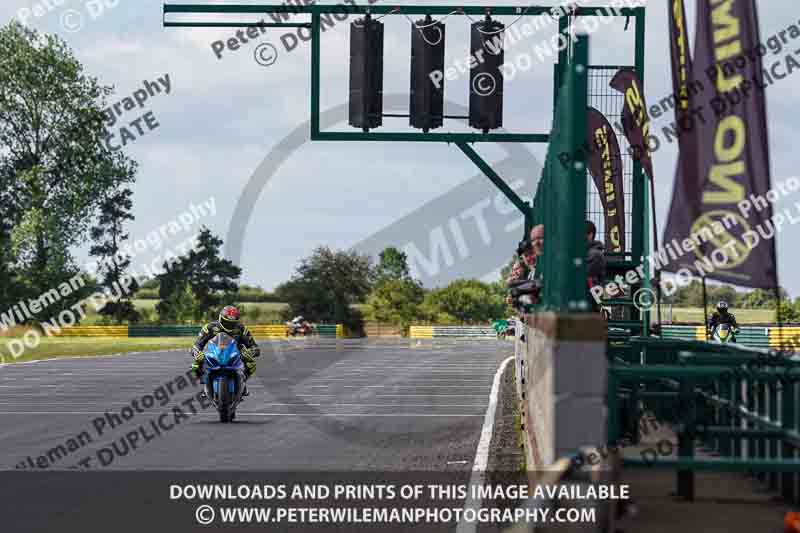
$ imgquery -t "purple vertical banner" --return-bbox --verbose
[610,69,655,184]
[662,0,776,290]
[587,107,626,253]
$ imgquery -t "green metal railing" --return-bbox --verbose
[608,337,800,502]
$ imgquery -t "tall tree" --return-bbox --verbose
[420,279,506,324]
[373,247,411,283]
[364,278,425,333]
[276,247,372,333]
[155,260,187,322]
[10,166,90,320]
[158,282,199,324]
[156,227,241,322]
[365,247,425,333]
[0,21,136,319]
[89,186,140,324]
[183,227,241,318]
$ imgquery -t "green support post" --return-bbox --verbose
[782,380,797,501]
[555,14,569,108]
[310,12,320,139]
[769,374,779,489]
[524,204,534,240]
[632,8,647,331]
[677,378,696,501]
[756,381,766,482]
[719,376,732,457]
[641,166,651,330]
[608,371,620,447]
[734,377,743,459]
[456,143,530,217]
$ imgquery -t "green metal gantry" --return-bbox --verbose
[163,3,648,318]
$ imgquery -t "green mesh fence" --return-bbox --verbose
[530,35,590,312]
[532,21,647,324]
[586,66,635,255]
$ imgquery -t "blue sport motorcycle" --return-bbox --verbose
[199,333,247,423]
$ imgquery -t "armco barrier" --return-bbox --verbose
[248,325,289,339]
[52,324,343,338]
[409,326,433,339]
[661,325,771,348]
[769,326,800,350]
[49,326,130,337]
[316,324,344,338]
[660,325,704,341]
[409,325,496,339]
[364,322,403,337]
[128,325,199,337]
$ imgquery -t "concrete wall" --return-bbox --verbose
[516,313,608,468]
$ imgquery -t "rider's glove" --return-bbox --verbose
[243,346,261,358]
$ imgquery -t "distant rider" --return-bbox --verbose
[290,315,308,334]
[191,305,260,391]
[708,300,739,338]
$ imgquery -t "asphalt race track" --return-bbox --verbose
[0,339,512,532]
[0,338,509,471]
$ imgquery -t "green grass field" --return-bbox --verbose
[668,307,775,324]
[0,336,195,364]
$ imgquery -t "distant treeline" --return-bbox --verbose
[135,281,283,303]
[662,280,787,309]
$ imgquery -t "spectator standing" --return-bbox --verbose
[530,224,544,260]
[585,221,607,311]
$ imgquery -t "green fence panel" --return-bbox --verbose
[129,325,201,337]
[661,325,770,348]
[316,325,339,337]
[661,325,701,340]
[530,35,589,312]
[430,326,496,338]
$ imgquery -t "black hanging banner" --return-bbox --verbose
[587,107,626,253]
[662,0,777,290]
[668,0,694,125]
[610,69,655,184]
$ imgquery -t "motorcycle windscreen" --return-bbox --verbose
[718,326,730,340]
[206,333,240,366]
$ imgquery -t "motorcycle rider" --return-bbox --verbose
[708,300,739,339]
[290,315,308,335]
[191,306,260,392]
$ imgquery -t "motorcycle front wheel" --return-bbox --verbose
[218,376,233,423]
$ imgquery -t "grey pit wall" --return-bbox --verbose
[516,313,608,467]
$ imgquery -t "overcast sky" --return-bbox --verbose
[3,1,800,296]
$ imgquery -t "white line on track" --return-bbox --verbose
[298,385,489,389]
[295,394,488,398]
[235,413,487,417]
[0,403,489,408]
[0,411,485,417]
[457,355,514,533]
[298,376,486,383]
